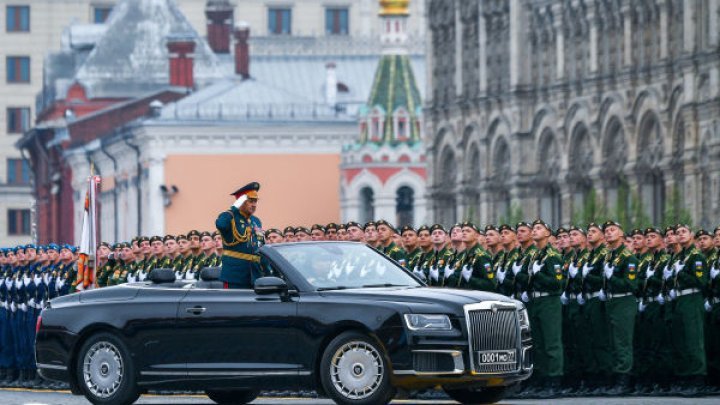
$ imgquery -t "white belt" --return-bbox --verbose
[676,288,699,297]
[712,297,720,305]
[531,292,551,298]
[566,293,578,299]
[609,292,634,299]
[645,296,662,303]
[589,291,603,299]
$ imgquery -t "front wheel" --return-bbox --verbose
[443,386,508,404]
[75,332,140,405]
[320,332,395,405]
[206,389,259,404]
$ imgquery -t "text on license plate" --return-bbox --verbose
[477,350,516,364]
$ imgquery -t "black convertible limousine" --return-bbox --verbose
[36,242,532,405]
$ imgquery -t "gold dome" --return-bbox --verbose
[379,0,409,16]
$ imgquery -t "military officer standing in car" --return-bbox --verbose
[216,182,264,289]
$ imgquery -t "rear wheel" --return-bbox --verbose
[320,331,395,405]
[206,389,259,404]
[443,386,508,404]
[75,332,140,405]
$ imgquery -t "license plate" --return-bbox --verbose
[477,350,516,364]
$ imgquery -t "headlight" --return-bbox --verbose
[404,314,452,331]
[518,307,529,328]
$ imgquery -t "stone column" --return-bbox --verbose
[478,2,487,93]
[143,153,166,237]
[683,0,695,52]
[455,0,463,97]
[622,3,633,66]
[510,0,526,87]
[658,0,669,59]
[709,0,719,47]
[552,2,564,81]
[588,1,599,73]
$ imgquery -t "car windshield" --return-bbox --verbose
[271,242,422,290]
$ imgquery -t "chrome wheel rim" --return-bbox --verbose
[330,341,384,400]
[83,341,124,398]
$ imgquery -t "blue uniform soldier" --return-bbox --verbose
[216,182,264,289]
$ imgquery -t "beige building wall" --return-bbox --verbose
[164,154,342,235]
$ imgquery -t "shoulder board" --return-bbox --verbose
[690,247,701,256]
[620,249,631,258]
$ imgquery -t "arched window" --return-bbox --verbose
[637,113,665,224]
[368,108,385,142]
[360,187,375,224]
[568,124,594,217]
[603,119,628,212]
[396,186,414,227]
[437,146,457,225]
[538,130,561,226]
[394,108,409,141]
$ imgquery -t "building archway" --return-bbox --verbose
[537,129,562,226]
[360,187,375,224]
[396,186,415,227]
[436,146,457,225]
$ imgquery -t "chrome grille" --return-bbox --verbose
[466,306,520,374]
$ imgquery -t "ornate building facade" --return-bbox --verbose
[425,0,720,228]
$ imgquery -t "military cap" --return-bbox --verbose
[554,227,569,237]
[498,224,515,233]
[532,219,552,232]
[484,224,498,233]
[311,224,326,233]
[375,219,393,229]
[131,236,140,244]
[628,228,644,237]
[587,222,602,232]
[337,223,346,230]
[644,227,663,236]
[176,234,188,242]
[231,182,260,200]
[326,223,339,231]
[568,226,586,235]
[695,229,711,238]
[461,222,480,233]
[363,221,376,230]
[516,221,532,231]
[65,245,78,253]
[714,225,720,234]
[265,228,283,238]
[664,225,676,234]
[186,230,200,238]
[99,241,110,248]
[624,232,633,238]
[138,236,150,243]
[111,243,123,250]
[283,226,296,235]
[212,230,220,238]
[430,224,447,233]
[346,221,363,231]
[449,223,462,234]
[36,245,46,253]
[199,231,212,239]
[14,245,25,253]
[601,220,623,231]
[162,235,176,243]
[118,242,130,249]
[24,244,36,250]
[417,225,430,234]
[400,225,416,235]
[675,223,691,232]
[295,227,311,235]
[150,235,163,243]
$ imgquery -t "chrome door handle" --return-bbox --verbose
[185,306,206,315]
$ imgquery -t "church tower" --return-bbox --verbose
[340,0,427,227]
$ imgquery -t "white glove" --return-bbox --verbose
[662,265,673,280]
[19,303,27,312]
[577,295,586,305]
[1,301,7,310]
[413,267,427,281]
[443,265,454,280]
[560,292,569,305]
[656,293,665,305]
[232,194,248,209]
[496,268,506,284]
[668,289,677,300]
[10,302,16,312]
[28,298,36,308]
[705,300,713,312]
[645,267,655,280]
[603,263,614,279]
[521,292,529,302]
[512,261,522,275]
[429,267,439,282]
[582,263,592,278]
[40,299,46,309]
[638,301,647,312]
[599,289,607,301]
[568,263,578,279]
[185,271,195,280]
[57,279,66,289]
[710,265,720,280]
[34,275,41,286]
[673,260,685,275]
[461,265,473,283]
[531,261,542,275]
[175,271,182,281]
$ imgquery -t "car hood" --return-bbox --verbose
[318,287,520,315]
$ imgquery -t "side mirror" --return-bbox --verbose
[254,277,288,295]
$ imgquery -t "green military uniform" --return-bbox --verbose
[581,235,611,385]
[706,239,720,387]
[512,243,539,300]
[523,234,564,382]
[562,242,590,385]
[449,243,494,291]
[95,261,115,287]
[424,246,453,287]
[381,241,407,267]
[496,246,521,297]
[668,241,707,379]
[406,247,424,272]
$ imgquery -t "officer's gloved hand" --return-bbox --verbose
[662,265,674,280]
[656,293,665,305]
[520,292,530,303]
[582,263,592,278]
[568,263,578,278]
[512,261,522,275]
[646,266,656,280]
[496,268,506,284]
[599,289,607,301]
[233,194,248,209]
[638,301,646,312]
[560,292,569,305]
[532,261,542,275]
[668,289,677,301]
[461,265,473,283]
[673,260,684,275]
[443,265,454,280]
[705,300,713,312]
[603,263,614,279]
[577,295,586,305]
[710,265,720,280]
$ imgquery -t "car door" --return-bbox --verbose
[176,283,301,388]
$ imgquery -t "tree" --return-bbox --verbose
[662,186,693,228]
[571,189,607,226]
[499,203,524,226]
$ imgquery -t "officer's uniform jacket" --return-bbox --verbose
[216,206,263,286]
[603,245,639,297]
[526,245,564,296]
[671,246,707,294]
[381,242,407,267]
[564,248,590,299]
[450,243,494,291]
[513,245,539,298]
[496,247,521,297]
[582,244,610,297]
[423,246,453,287]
